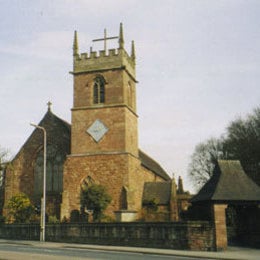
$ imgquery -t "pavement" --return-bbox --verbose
[0,239,259,260]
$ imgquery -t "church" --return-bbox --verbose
[2,24,190,222]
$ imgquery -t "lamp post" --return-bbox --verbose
[30,123,46,242]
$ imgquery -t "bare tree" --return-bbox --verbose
[0,146,10,185]
[0,146,9,164]
[224,107,260,185]
[188,107,260,190]
[188,138,224,190]
[0,146,11,216]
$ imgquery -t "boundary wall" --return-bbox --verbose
[0,221,214,251]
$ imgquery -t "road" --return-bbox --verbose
[0,243,212,260]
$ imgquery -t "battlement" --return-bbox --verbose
[72,24,136,79]
[73,47,135,78]
[78,48,117,59]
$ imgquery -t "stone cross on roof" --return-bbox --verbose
[47,101,52,112]
[92,28,119,52]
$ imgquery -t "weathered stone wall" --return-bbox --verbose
[61,153,129,219]
[71,67,138,156]
[73,48,136,83]
[61,153,165,220]
[0,221,215,251]
[70,106,138,157]
[73,70,136,111]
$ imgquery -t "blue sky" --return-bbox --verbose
[0,0,260,192]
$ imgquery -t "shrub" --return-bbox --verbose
[6,193,34,223]
[80,184,111,222]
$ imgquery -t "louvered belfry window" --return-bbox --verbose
[93,76,105,104]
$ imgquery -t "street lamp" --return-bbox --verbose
[30,123,46,242]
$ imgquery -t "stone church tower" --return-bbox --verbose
[2,24,183,223]
[61,24,169,220]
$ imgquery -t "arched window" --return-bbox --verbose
[34,145,65,199]
[93,76,105,104]
[80,175,94,191]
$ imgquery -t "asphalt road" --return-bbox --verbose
[0,243,212,260]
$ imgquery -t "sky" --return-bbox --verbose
[0,0,260,192]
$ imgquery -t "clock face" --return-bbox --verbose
[86,119,109,142]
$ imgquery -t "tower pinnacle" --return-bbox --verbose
[131,40,136,61]
[119,23,124,49]
[73,30,79,56]
[178,176,184,194]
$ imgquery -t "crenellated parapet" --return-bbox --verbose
[72,23,136,80]
[73,48,136,79]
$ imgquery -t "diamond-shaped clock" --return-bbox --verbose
[86,119,109,142]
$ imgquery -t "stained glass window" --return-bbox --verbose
[34,145,65,198]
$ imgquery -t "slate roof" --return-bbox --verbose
[39,109,71,133]
[191,160,260,203]
[139,150,171,181]
[11,109,71,162]
[142,182,171,205]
